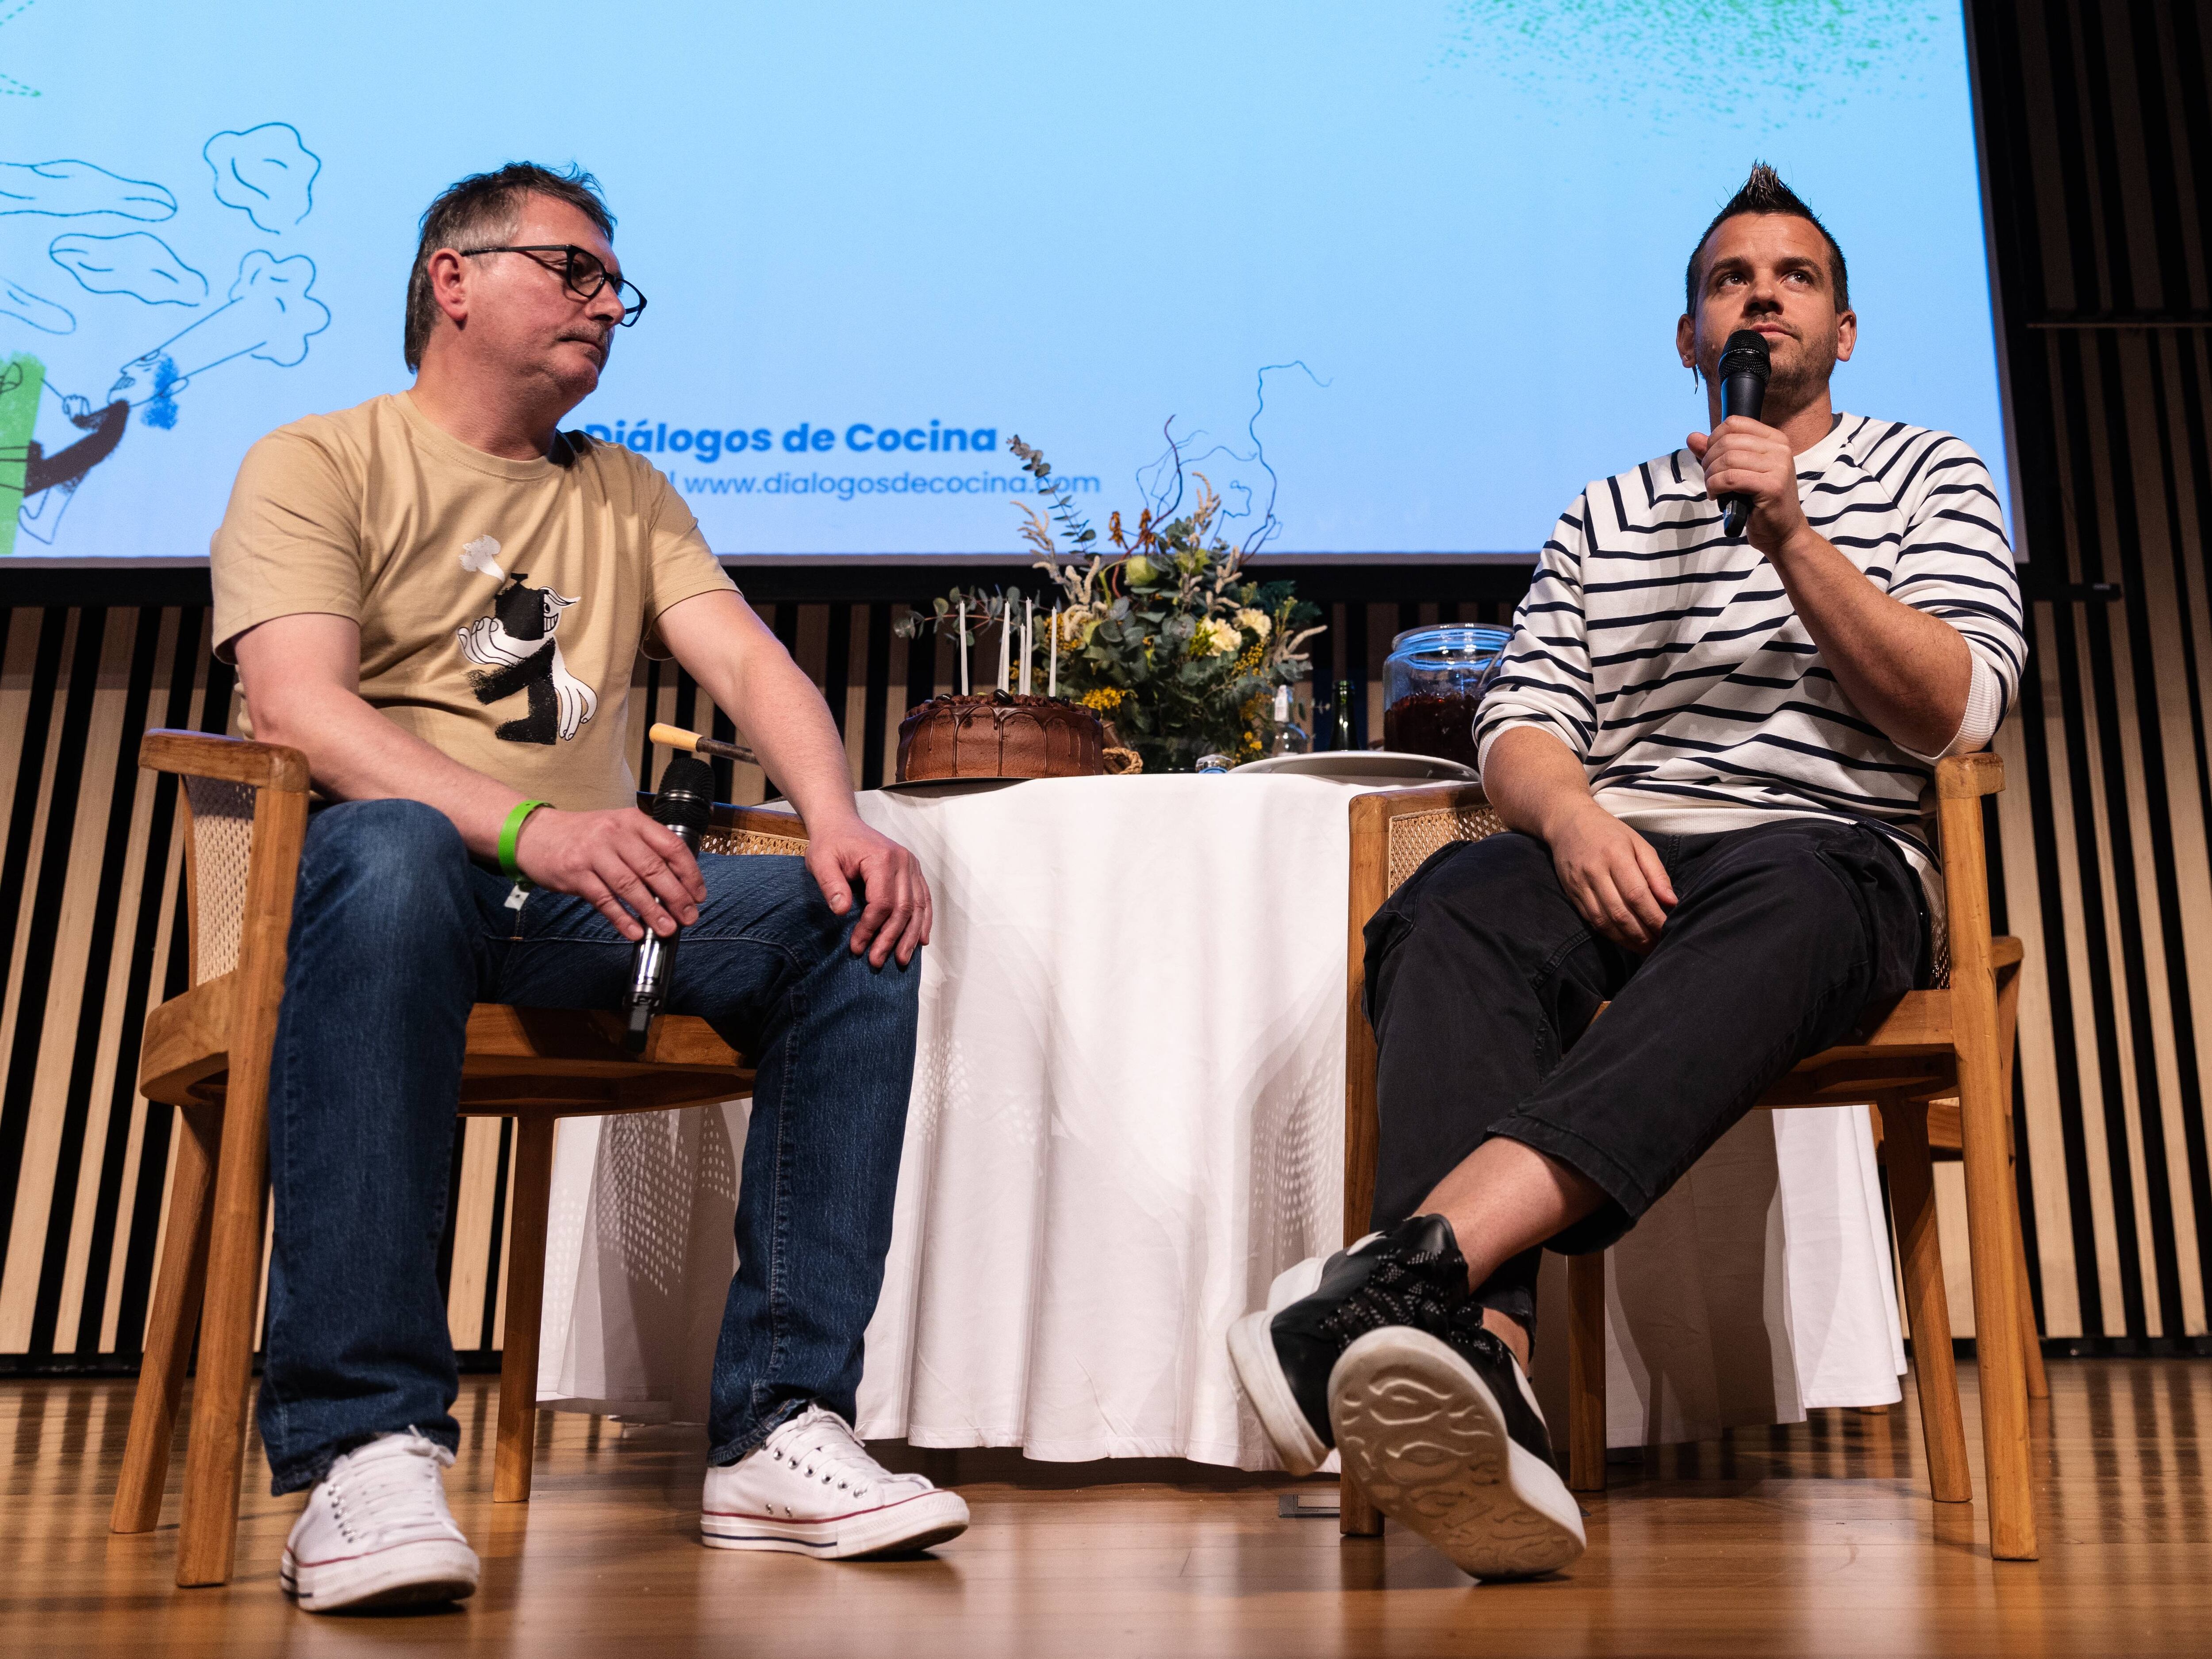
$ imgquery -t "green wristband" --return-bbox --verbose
[499,800,550,881]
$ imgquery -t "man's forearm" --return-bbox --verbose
[1483,726,1602,841]
[726,654,863,827]
[1769,527,1972,757]
[254,682,527,856]
[664,592,864,830]
[658,590,931,962]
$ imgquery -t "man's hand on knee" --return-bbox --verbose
[1482,727,1675,952]
[804,818,933,969]
[515,808,706,942]
[1547,803,1677,952]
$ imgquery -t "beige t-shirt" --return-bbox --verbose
[210,392,736,811]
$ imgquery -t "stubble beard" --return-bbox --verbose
[1735,319,1838,422]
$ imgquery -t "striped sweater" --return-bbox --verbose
[1475,414,2025,895]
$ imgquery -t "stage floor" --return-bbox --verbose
[5,1361,2207,1657]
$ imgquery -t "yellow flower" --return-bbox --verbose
[1079,686,1127,712]
[1237,607,1271,641]
[1237,695,1268,759]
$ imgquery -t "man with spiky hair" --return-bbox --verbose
[1230,163,2023,1580]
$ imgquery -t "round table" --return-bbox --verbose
[536,774,1904,1464]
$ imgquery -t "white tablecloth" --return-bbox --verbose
[538,775,1903,1463]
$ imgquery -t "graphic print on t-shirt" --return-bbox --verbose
[452,534,599,745]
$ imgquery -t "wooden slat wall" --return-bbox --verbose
[0,592,1514,1367]
[0,606,223,1367]
[1966,0,2212,1348]
[0,582,2204,1361]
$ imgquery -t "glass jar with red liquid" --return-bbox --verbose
[1381,625,1509,769]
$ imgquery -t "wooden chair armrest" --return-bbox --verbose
[638,796,810,849]
[1347,780,1490,833]
[711,803,808,842]
[1935,752,2004,800]
[141,729,310,793]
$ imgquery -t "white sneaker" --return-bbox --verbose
[279,1429,480,1612]
[701,1404,969,1559]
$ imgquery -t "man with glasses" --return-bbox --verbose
[210,163,964,1613]
[459,242,649,325]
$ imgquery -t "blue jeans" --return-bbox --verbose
[254,799,919,1494]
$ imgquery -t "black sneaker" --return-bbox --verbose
[1330,1307,1586,1580]
[1226,1214,1479,1476]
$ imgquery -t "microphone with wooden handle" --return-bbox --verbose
[649,722,757,766]
[622,753,715,1053]
[1717,328,1771,541]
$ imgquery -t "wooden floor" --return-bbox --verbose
[5,1361,2208,1657]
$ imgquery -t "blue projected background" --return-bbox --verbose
[0,1,2004,560]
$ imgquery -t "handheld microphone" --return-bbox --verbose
[1716,329,1771,541]
[622,753,715,1053]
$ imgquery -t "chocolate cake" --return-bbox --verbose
[896,691,1107,781]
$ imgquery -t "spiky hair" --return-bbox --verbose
[1684,161,1849,316]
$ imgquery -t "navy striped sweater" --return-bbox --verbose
[1475,414,2025,892]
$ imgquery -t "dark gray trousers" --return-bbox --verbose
[1363,816,1925,1335]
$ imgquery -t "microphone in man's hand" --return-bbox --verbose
[1716,329,1771,541]
[622,753,714,1054]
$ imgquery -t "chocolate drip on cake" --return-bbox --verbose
[896,691,1107,780]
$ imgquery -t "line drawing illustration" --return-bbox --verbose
[1,276,72,333]
[0,0,42,99]
[19,392,129,537]
[107,250,330,415]
[1133,361,1329,559]
[1,357,130,554]
[0,159,175,219]
[204,124,319,232]
[0,356,43,548]
[3,124,330,555]
[49,232,207,305]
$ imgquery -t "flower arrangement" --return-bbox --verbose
[896,434,1323,772]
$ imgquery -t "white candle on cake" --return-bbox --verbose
[1021,597,1034,695]
[1048,607,1060,698]
[997,600,1010,692]
[957,599,969,695]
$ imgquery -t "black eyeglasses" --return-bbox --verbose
[459,244,647,324]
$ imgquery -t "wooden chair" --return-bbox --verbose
[1339,753,2039,1561]
[107,730,808,1588]
[1870,914,2049,1407]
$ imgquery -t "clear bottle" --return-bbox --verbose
[1269,684,1311,757]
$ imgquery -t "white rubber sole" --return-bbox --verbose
[701,1488,971,1559]
[279,1539,480,1613]
[1329,1327,1586,1581]
[1228,1308,1330,1476]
